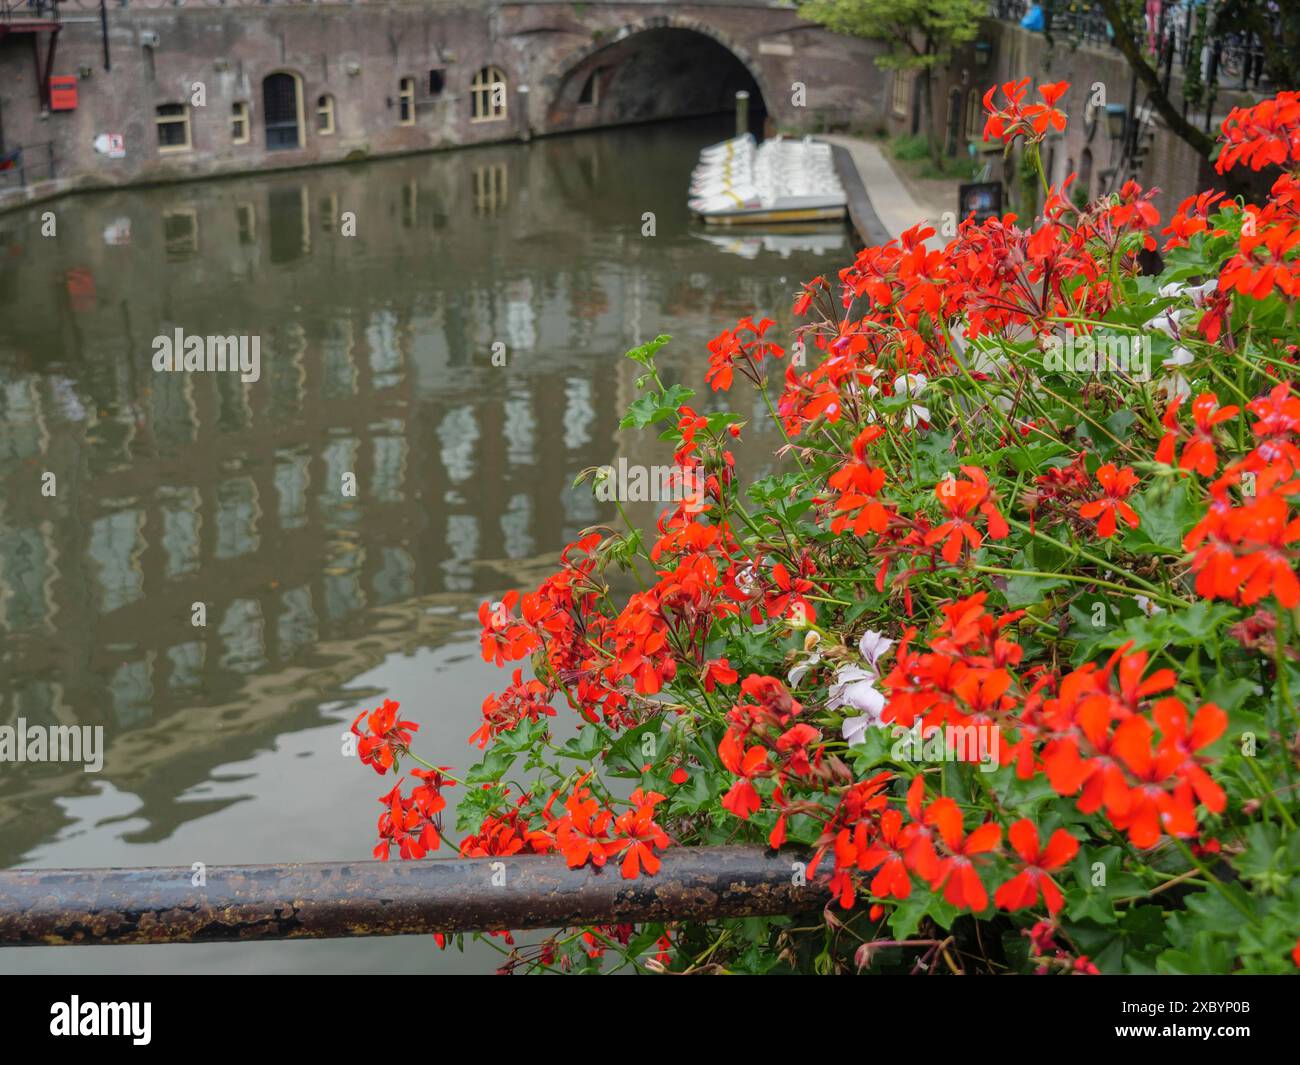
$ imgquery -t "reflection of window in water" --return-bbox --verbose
[110,656,153,728]
[270,329,306,414]
[437,406,479,484]
[274,450,311,531]
[0,525,52,631]
[268,186,310,264]
[167,641,205,691]
[373,546,415,606]
[366,308,403,389]
[158,485,202,579]
[321,319,358,399]
[214,477,260,561]
[503,391,535,465]
[563,377,594,450]
[442,513,478,592]
[150,369,197,450]
[319,437,360,528]
[215,369,251,432]
[219,598,266,674]
[576,152,598,189]
[162,208,199,261]
[88,509,145,613]
[277,585,317,659]
[7,678,58,728]
[371,436,407,503]
[563,478,598,526]
[236,202,256,245]
[401,180,417,228]
[501,493,533,559]
[324,548,364,620]
[0,377,45,460]
[473,164,507,215]
[504,278,535,351]
[319,192,337,233]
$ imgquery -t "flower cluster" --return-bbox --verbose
[348,86,1300,975]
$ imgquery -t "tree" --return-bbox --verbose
[1096,0,1298,175]
[798,0,985,171]
[1095,0,1216,162]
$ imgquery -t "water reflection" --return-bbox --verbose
[0,118,845,964]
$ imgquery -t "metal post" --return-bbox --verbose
[0,847,830,947]
[100,0,111,72]
[735,90,749,138]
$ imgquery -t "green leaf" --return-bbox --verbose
[1128,480,1199,553]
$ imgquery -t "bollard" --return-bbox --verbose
[735,90,750,138]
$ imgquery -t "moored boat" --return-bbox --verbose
[688,134,847,226]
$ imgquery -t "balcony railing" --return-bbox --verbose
[0,0,61,23]
[0,142,56,190]
[990,0,1273,92]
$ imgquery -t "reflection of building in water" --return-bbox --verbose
[0,124,822,862]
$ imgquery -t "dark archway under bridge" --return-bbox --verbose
[545,25,768,136]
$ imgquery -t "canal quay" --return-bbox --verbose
[0,0,900,975]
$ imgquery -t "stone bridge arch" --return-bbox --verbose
[540,16,775,135]
[535,17,769,135]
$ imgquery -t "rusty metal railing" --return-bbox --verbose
[0,846,828,946]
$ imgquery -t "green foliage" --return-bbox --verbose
[797,0,984,71]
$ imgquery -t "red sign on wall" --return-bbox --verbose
[50,76,78,111]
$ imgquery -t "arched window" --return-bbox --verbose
[578,69,599,106]
[155,103,191,153]
[428,69,445,96]
[398,78,416,125]
[263,72,303,151]
[231,101,250,145]
[317,94,336,135]
[890,71,913,118]
[470,65,508,122]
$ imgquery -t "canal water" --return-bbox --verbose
[0,116,848,973]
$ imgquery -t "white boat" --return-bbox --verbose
[688,135,847,226]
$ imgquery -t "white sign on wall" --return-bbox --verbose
[92,133,125,159]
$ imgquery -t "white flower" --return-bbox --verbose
[842,711,883,748]
[830,664,887,746]
[827,629,895,746]
[892,373,930,428]
[829,664,884,709]
[1134,594,1164,617]
[788,631,824,687]
[858,629,894,669]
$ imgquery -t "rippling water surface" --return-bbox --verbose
[0,116,849,972]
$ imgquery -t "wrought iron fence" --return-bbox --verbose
[990,1,1273,91]
[0,0,61,20]
[0,142,56,190]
